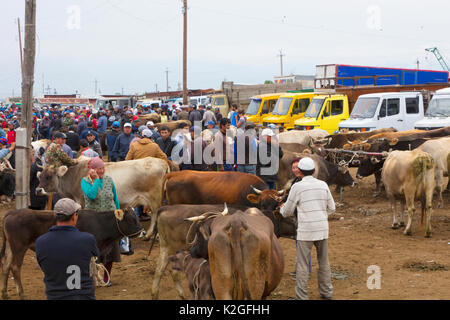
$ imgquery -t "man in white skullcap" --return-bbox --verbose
[280,157,335,300]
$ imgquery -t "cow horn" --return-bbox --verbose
[222,203,228,216]
[371,156,381,164]
[277,190,284,196]
[251,185,262,194]
[185,215,207,222]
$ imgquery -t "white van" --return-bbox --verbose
[339,92,424,132]
[414,87,450,130]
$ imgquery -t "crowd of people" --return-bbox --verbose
[0,100,334,301]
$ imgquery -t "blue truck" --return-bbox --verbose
[315,64,449,88]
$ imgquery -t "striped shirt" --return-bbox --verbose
[280,175,335,241]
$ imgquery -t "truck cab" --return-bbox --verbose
[295,94,349,134]
[245,93,281,125]
[414,88,450,130]
[339,92,424,132]
[263,92,316,130]
[207,94,230,117]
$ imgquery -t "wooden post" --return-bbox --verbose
[16,0,36,209]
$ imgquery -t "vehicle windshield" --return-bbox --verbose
[425,97,450,116]
[95,99,108,109]
[304,98,325,118]
[272,97,292,115]
[246,99,262,115]
[350,97,380,119]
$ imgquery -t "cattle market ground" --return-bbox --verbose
[0,168,449,300]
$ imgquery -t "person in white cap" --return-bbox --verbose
[177,105,190,121]
[111,123,134,161]
[280,157,335,300]
[146,121,161,140]
[256,128,283,189]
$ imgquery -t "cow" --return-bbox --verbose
[168,250,214,300]
[150,204,295,300]
[135,113,162,127]
[0,207,144,299]
[313,127,397,149]
[381,149,435,237]
[155,120,191,132]
[161,170,276,207]
[277,150,355,190]
[418,137,450,208]
[0,169,15,201]
[368,126,450,142]
[280,142,327,157]
[278,129,329,145]
[354,135,436,194]
[186,207,284,300]
[36,157,170,236]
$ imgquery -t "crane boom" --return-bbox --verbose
[425,47,450,72]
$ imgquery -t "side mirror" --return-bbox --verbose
[321,114,324,119]
[377,115,380,120]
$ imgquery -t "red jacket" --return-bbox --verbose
[7,130,15,144]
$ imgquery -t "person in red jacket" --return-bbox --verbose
[7,122,15,144]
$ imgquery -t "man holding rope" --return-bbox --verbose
[36,198,99,300]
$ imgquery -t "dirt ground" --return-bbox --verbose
[0,168,449,300]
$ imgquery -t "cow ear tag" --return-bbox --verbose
[114,209,124,221]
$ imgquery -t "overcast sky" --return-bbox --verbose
[1,0,450,98]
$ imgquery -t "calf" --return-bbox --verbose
[0,208,144,299]
[168,250,214,300]
[382,149,435,237]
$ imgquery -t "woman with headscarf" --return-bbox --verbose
[80,156,128,286]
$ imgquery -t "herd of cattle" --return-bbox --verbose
[0,125,449,300]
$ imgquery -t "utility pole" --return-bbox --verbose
[182,0,188,105]
[165,68,170,92]
[94,78,98,95]
[42,73,44,95]
[155,83,158,92]
[277,49,285,76]
[416,58,420,70]
[121,87,124,95]
[17,0,36,209]
[17,18,24,79]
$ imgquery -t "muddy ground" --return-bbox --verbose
[0,168,449,300]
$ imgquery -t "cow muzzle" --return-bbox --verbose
[35,187,48,196]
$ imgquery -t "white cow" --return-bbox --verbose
[418,137,450,208]
[382,149,435,237]
[36,157,170,236]
[278,129,329,145]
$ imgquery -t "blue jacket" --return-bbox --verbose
[97,116,107,134]
[111,133,134,160]
[35,226,99,300]
[80,128,100,143]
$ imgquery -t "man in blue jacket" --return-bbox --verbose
[111,122,134,161]
[35,198,99,300]
[97,110,108,134]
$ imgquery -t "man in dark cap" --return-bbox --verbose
[36,198,99,300]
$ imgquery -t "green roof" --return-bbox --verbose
[286,89,314,93]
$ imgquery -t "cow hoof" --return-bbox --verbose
[141,236,151,242]
[372,193,380,198]
[399,222,405,227]
[391,224,399,229]
[425,232,432,238]
[1,293,8,300]
[403,230,412,236]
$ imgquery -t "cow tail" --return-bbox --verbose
[161,172,171,206]
[0,226,6,262]
[412,155,434,227]
[230,221,252,300]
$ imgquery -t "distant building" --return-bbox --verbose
[273,74,315,88]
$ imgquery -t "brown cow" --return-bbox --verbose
[0,208,144,299]
[187,207,284,300]
[155,120,191,132]
[150,203,295,300]
[368,129,425,141]
[382,149,435,237]
[368,126,450,142]
[313,127,397,149]
[168,250,214,300]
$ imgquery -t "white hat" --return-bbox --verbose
[44,112,50,116]
[124,123,132,128]
[142,129,153,138]
[261,128,275,137]
[146,121,154,126]
[298,157,315,171]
